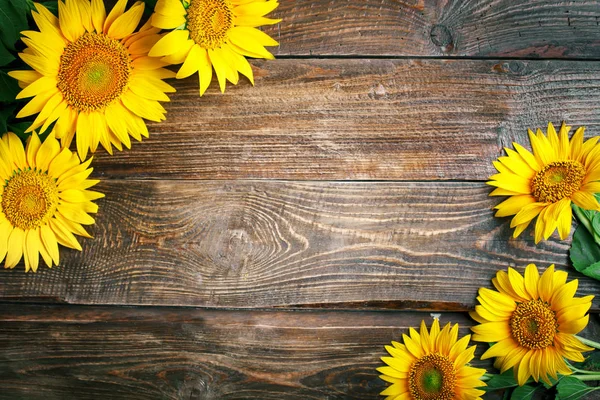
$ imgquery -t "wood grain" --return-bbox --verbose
[1,180,598,310]
[92,59,600,180]
[1,305,598,399]
[263,0,600,58]
[5,2,600,399]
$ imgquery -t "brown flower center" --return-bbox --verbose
[186,0,234,49]
[409,353,456,400]
[58,32,132,112]
[510,299,558,349]
[531,161,585,203]
[2,169,59,230]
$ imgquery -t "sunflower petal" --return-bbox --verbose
[107,1,145,39]
[572,191,600,211]
[197,47,213,95]
[176,44,202,79]
[104,0,127,33]
[5,227,25,269]
[24,229,40,273]
[58,0,86,43]
[149,29,190,57]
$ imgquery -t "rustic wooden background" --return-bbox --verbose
[2,0,600,398]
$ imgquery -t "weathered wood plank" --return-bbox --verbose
[1,305,598,399]
[93,59,600,180]
[1,180,598,310]
[265,0,600,58]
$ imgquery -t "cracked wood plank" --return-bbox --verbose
[0,180,597,310]
[92,59,600,181]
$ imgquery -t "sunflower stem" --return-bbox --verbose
[571,368,600,375]
[575,335,600,350]
[573,205,593,235]
[566,361,600,375]
[570,374,600,382]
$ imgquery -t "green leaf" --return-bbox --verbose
[143,0,158,10]
[581,351,600,371]
[142,0,158,20]
[542,374,561,389]
[485,370,521,391]
[510,384,538,400]
[0,3,18,51]
[592,213,600,236]
[0,39,15,67]
[556,376,600,400]
[570,223,600,281]
[7,121,31,141]
[570,223,600,269]
[0,0,29,51]
[37,1,59,15]
[580,262,600,280]
[580,207,595,222]
[0,103,16,133]
[0,69,20,101]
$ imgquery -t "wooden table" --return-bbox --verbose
[2,1,600,398]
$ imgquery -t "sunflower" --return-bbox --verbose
[8,0,176,160]
[488,121,600,243]
[378,319,486,400]
[471,264,594,386]
[149,0,280,95]
[0,132,103,272]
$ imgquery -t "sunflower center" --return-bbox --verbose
[1,169,59,230]
[510,299,558,349]
[186,0,234,49]
[531,161,585,203]
[409,353,456,400]
[57,32,132,112]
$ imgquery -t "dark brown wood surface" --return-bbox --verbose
[0,307,474,399]
[1,180,598,310]
[1,305,598,399]
[264,0,600,58]
[3,1,600,398]
[93,59,600,180]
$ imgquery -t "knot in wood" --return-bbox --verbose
[508,61,525,74]
[430,25,453,47]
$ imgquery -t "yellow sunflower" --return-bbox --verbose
[471,264,594,386]
[149,0,280,95]
[488,121,600,243]
[8,0,176,160]
[378,319,486,400]
[0,132,103,272]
